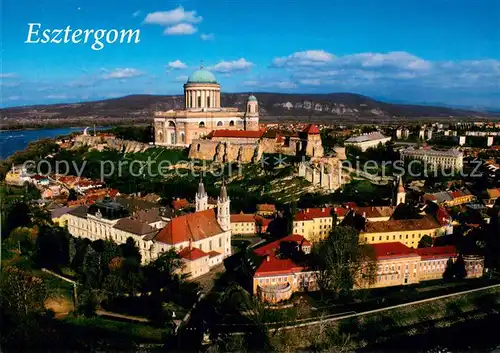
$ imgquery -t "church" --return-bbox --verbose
[65,178,232,279]
[154,65,259,146]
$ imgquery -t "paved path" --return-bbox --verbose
[95,309,151,323]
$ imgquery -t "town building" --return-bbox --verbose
[484,188,500,207]
[154,65,259,146]
[293,205,396,242]
[244,234,316,304]
[344,132,391,151]
[423,190,475,207]
[360,215,446,248]
[256,204,276,216]
[66,180,232,278]
[400,147,463,170]
[243,238,483,302]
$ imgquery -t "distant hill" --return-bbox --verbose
[1,93,497,125]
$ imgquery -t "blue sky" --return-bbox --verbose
[1,0,499,108]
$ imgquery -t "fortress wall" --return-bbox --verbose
[188,140,219,160]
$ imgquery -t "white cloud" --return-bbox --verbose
[164,23,197,35]
[243,80,297,90]
[272,50,335,68]
[175,75,189,82]
[102,68,144,79]
[132,10,141,17]
[167,60,188,69]
[209,58,254,73]
[200,33,214,40]
[46,95,68,99]
[6,95,21,101]
[299,79,321,85]
[1,82,20,88]
[144,6,202,26]
[0,72,17,78]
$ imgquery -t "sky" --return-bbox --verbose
[1,0,499,109]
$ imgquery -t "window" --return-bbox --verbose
[207,96,211,108]
[217,121,223,126]
[199,121,205,128]
[209,240,212,251]
[229,120,235,126]
[197,96,201,107]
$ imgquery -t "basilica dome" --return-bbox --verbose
[187,67,218,84]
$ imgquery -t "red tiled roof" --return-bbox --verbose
[207,250,221,258]
[302,124,320,134]
[172,198,190,210]
[487,188,500,199]
[257,204,276,212]
[253,234,311,276]
[362,215,441,234]
[436,207,451,226]
[178,247,208,261]
[254,215,272,226]
[370,242,419,260]
[230,213,255,223]
[295,207,336,221]
[415,246,456,260]
[154,209,224,245]
[212,129,264,139]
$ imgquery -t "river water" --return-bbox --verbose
[0,127,86,160]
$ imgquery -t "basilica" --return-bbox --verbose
[154,65,259,146]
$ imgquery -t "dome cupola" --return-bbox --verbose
[187,65,217,84]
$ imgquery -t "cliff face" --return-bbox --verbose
[73,135,151,153]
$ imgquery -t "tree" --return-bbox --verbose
[3,201,31,238]
[454,255,468,280]
[34,225,70,270]
[143,249,184,293]
[283,202,297,236]
[418,235,433,248]
[1,267,47,318]
[67,188,78,202]
[82,239,121,289]
[255,217,264,235]
[313,226,377,299]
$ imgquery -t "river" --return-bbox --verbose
[0,127,87,160]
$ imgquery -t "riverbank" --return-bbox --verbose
[0,117,152,132]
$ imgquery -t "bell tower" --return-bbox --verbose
[217,178,231,231]
[195,177,208,212]
[395,176,406,205]
[245,95,259,131]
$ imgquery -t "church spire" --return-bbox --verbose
[198,176,206,197]
[395,176,406,205]
[217,177,231,232]
[219,177,228,201]
[195,176,208,212]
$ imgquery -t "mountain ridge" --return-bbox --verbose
[1,93,498,121]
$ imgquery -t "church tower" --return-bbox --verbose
[245,95,259,131]
[195,177,208,212]
[217,179,231,231]
[395,176,406,205]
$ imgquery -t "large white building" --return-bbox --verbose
[66,180,232,278]
[154,65,259,147]
[400,147,463,170]
[345,132,391,151]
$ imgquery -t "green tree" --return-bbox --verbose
[313,226,377,299]
[34,225,71,270]
[454,255,468,280]
[418,235,434,248]
[1,267,47,318]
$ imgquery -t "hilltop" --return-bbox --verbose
[1,92,497,129]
